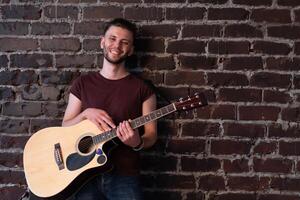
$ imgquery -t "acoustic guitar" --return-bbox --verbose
[23,93,208,199]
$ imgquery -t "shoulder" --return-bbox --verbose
[72,71,99,84]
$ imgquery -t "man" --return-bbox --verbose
[62,18,157,200]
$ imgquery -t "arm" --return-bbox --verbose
[141,94,157,148]
[117,94,157,149]
[62,93,116,131]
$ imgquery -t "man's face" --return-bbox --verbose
[100,26,134,65]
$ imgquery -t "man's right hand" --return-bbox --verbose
[82,108,116,131]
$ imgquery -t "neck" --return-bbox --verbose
[100,59,129,80]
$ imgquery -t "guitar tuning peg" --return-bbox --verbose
[179,97,183,102]
[191,104,194,107]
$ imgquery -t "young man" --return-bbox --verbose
[62,18,157,200]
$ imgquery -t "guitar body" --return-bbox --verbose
[23,120,114,199]
[23,93,208,199]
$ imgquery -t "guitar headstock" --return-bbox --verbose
[174,92,208,111]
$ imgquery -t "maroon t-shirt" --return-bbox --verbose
[70,72,154,175]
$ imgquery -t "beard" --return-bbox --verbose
[102,46,129,65]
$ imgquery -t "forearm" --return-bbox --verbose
[62,112,85,127]
[141,131,157,149]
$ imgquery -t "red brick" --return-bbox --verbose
[251,9,291,23]
[208,40,250,54]
[186,192,205,200]
[294,9,300,22]
[135,38,165,53]
[268,26,300,39]
[167,139,206,154]
[223,56,263,70]
[239,106,280,121]
[219,88,262,103]
[281,107,300,122]
[11,54,53,68]
[279,141,300,156]
[1,5,41,20]
[211,140,252,155]
[207,72,249,87]
[0,170,26,185]
[139,71,164,85]
[253,41,291,55]
[165,71,205,86]
[253,141,277,155]
[140,55,175,70]
[269,124,299,138]
[74,22,104,36]
[223,159,249,173]
[196,104,236,120]
[250,72,291,88]
[31,22,70,35]
[208,8,249,20]
[166,7,206,20]
[83,6,122,19]
[156,174,196,189]
[209,193,256,200]
[228,176,270,191]
[140,24,180,38]
[0,38,38,52]
[167,40,206,54]
[41,38,80,51]
[264,89,292,104]
[0,119,30,134]
[0,153,23,167]
[156,86,189,101]
[254,158,293,173]
[125,7,163,21]
[182,121,220,137]
[181,157,221,172]
[225,24,263,38]
[182,24,222,38]
[56,54,97,68]
[223,123,265,138]
[189,0,228,4]
[0,186,27,200]
[0,22,28,35]
[233,0,272,6]
[271,177,300,191]
[259,194,300,200]
[44,5,78,19]
[198,175,225,190]
[277,0,300,6]
[178,55,218,70]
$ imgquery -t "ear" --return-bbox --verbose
[100,36,104,49]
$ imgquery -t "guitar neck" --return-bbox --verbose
[92,103,177,145]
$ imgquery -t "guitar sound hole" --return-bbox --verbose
[78,136,94,154]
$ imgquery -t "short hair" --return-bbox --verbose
[103,18,137,44]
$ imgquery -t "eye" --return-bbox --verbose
[109,37,116,42]
[121,41,129,46]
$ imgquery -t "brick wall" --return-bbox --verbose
[1,0,300,200]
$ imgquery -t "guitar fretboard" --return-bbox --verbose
[92,103,176,145]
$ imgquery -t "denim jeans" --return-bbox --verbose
[72,171,143,200]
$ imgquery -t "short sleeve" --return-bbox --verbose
[70,76,82,100]
[140,80,155,103]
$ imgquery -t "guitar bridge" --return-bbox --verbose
[54,143,65,170]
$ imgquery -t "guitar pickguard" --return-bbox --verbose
[66,151,96,171]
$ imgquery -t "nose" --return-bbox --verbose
[113,40,122,49]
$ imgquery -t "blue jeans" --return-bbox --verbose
[72,172,143,200]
